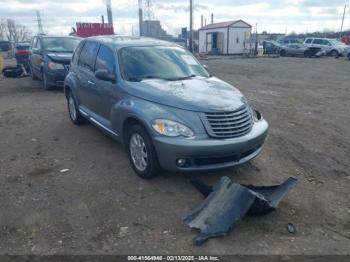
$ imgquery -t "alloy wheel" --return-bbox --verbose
[129,133,148,172]
[68,95,77,121]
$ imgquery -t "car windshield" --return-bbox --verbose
[118,46,209,81]
[329,40,346,46]
[43,37,80,52]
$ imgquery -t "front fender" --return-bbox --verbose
[110,95,206,143]
[64,72,79,101]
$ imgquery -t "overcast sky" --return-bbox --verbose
[0,0,349,36]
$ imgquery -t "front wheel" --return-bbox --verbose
[127,125,159,179]
[30,66,38,80]
[304,50,311,58]
[280,50,286,56]
[67,91,84,125]
[330,50,338,58]
[42,71,51,90]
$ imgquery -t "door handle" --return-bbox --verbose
[88,80,95,85]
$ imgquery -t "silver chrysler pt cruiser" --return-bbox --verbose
[64,36,268,179]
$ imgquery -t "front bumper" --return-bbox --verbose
[153,119,268,172]
[46,69,68,87]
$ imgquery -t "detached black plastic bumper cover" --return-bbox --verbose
[183,176,298,245]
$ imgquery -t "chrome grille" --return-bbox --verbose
[202,105,253,138]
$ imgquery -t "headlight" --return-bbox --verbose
[48,61,64,70]
[152,119,194,137]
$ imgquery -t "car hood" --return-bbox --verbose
[46,52,73,64]
[124,76,247,112]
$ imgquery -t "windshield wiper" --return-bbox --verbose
[169,74,197,81]
[128,75,169,82]
[46,50,72,53]
[128,77,142,82]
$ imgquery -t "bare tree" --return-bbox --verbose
[1,18,31,43]
[0,18,7,40]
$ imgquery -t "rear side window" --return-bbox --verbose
[313,39,323,45]
[32,37,41,51]
[323,40,331,46]
[95,45,115,74]
[78,42,99,72]
[72,43,83,65]
[36,38,42,50]
[305,39,312,44]
[31,37,37,49]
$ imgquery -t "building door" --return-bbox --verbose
[217,32,224,54]
[230,28,249,54]
[206,33,212,53]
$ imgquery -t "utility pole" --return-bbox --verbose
[144,0,154,20]
[339,4,347,39]
[106,0,113,26]
[138,0,143,36]
[35,10,44,34]
[254,23,258,56]
[189,0,193,53]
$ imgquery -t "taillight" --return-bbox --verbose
[16,50,31,55]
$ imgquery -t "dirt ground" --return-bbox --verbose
[0,56,349,255]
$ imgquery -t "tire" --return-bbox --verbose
[304,50,311,58]
[127,125,159,179]
[348,54,350,61]
[30,66,38,80]
[280,50,286,57]
[330,50,338,58]
[66,91,84,125]
[42,71,51,90]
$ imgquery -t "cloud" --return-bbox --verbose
[0,0,349,37]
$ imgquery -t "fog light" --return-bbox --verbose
[176,158,187,167]
[252,109,263,122]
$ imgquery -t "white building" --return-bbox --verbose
[198,20,252,55]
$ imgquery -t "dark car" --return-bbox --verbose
[343,46,350,60]
[263,41,281,55]
[64,36,268,179]
[29,35,81,89]
[0,41,11,52]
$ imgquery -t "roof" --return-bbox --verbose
[35,34,81,39]
[85,35,179,48]
[199,20,251,30]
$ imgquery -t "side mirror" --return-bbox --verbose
[32,48,41,55]
[203,65,213,77]
[95,69,116,83]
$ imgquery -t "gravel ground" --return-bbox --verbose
[0,56,349,255]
